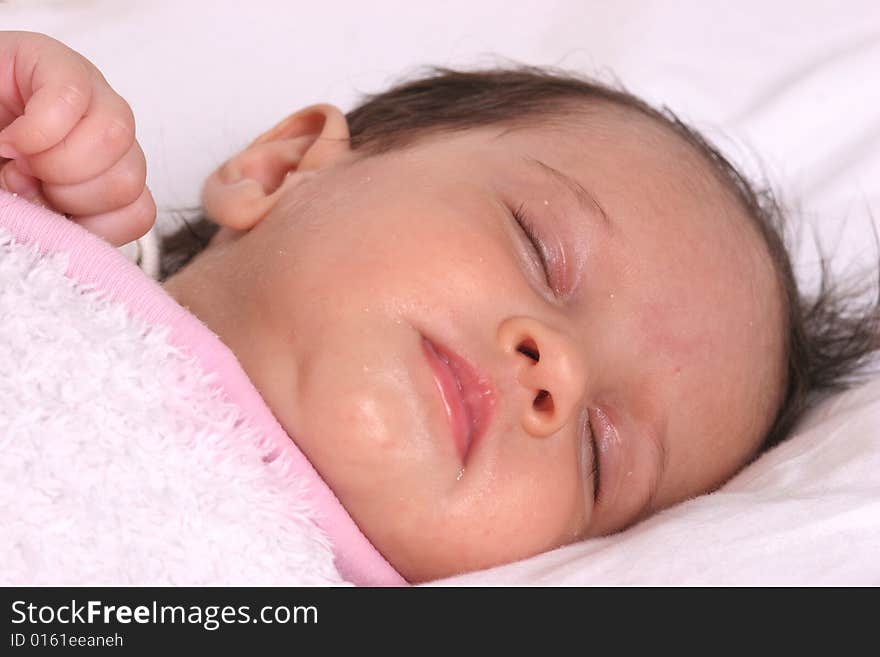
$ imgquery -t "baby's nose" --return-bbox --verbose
[496,316,587,439]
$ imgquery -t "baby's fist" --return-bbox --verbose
[0,31,155,246]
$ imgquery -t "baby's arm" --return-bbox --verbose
[0,30,155,245]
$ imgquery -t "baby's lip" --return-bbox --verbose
[421,335,497,463]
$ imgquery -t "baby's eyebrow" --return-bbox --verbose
[523,156,612,231]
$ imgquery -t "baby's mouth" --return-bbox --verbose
[421,335,497,463]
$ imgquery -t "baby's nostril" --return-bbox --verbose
[516,338,540,362]
[533,389,553,413]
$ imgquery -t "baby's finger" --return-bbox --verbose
[0,159,36,195]
[0,159,48,205]
[0,45,92,156]
[41,140,146,217]
[69,185,156,247]
[24,86,135,186]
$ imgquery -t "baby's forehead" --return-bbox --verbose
[494,105,749,231]
[515,103,724,187]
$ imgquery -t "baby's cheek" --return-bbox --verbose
[637,297,716,369]
[491,440,588,550]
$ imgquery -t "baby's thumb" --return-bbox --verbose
[0,159,49,206]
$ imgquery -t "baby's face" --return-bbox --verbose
[165,110,785,582]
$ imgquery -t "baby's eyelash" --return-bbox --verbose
[512,202,552,287]
[578,409,601,503]
[587,415,600,501]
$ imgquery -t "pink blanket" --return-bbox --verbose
[0,189,405,586]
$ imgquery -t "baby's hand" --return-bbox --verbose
[0,31,155,246]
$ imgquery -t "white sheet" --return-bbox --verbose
[3,0,878,585]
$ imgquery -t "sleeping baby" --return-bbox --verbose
[2,30,877,584]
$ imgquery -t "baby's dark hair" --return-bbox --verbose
[160,64,880,454]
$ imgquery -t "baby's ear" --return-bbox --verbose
[202,103,353,231]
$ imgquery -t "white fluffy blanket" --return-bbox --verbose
[0,191,404,586]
